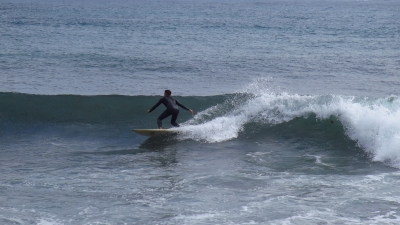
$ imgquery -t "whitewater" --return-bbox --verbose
[179,91,400,167]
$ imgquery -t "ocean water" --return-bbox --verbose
[1,0,400,224]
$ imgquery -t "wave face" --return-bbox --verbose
[2,92,400,168]
[0,92,224,125]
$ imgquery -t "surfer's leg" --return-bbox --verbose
[170,110,180,127]
[157,110,172,128]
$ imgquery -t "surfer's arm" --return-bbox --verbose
[148,99,163,113]
[176,99,190,110]
[176,99,194,115]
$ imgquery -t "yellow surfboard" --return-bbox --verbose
[132,129,179,136]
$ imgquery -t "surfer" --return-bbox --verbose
[147,90,194,129]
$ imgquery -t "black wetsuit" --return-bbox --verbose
[148,96,190,128]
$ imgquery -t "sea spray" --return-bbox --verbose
[179,93,400,168]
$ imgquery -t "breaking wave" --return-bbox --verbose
[1,91,400,167]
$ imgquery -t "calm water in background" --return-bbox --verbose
[2,0,399,96]
[1,0,400,224]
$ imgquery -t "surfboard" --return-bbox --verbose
[132,129,179,136]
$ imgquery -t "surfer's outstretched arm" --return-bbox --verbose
[147,98,163,113]
[176,99,194,115]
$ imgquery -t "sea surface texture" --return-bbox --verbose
[1,0,400,224]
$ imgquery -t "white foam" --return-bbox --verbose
[177,88,400,167]
[37,218,63,225]
[269,209,362,225]
[329,96,400,167]
[173,212,217,224]
[368,211,400,224]
[178,92,312,143]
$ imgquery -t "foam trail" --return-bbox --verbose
[178,92,316,142]
[178,93,400,168]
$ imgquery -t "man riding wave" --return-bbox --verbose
[147,90,194,129]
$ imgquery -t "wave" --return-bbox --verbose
[2,91,400,167]
[173,92,400,167]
